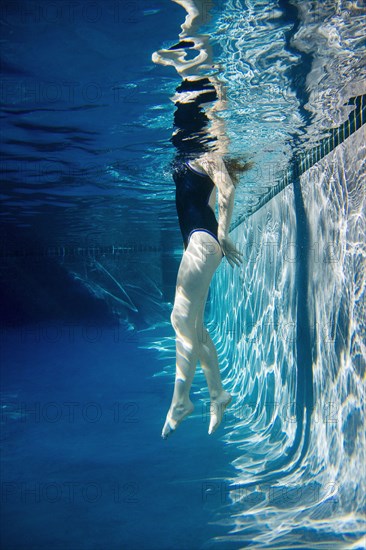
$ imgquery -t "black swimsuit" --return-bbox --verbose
[173,162,219,250]
[171,77,222,252]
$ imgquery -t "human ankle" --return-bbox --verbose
[210,388,225,401]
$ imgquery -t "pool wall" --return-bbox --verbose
[207,125,365,545]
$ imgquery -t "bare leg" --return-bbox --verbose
[162,232,222,438]
[196,291,232,434]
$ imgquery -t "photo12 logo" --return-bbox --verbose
[0,2,140,25]
[1,480,140,504]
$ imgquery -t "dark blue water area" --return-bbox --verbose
[0,0,186,250]
[1,323,239,550]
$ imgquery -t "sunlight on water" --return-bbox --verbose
[211,0,366,229]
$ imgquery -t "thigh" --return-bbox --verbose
[174,231,222,319]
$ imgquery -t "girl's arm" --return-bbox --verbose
[196,154,243,268]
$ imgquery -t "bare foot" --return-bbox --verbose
[208,390,232,435]
[161,400,194,439]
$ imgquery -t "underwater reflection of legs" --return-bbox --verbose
[162,232,228,439]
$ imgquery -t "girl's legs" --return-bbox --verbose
[195,292,232,434]
[162,231,224,438]
[195,287,223,399]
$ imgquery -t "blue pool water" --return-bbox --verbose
[1,1,365,549]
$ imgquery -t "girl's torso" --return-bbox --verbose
[186,160,217,210]
[173,160,220,249]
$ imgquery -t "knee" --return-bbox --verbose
[170,306,192,334]
[170,307,180,332]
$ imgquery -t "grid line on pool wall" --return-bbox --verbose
[230,93,366,231]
